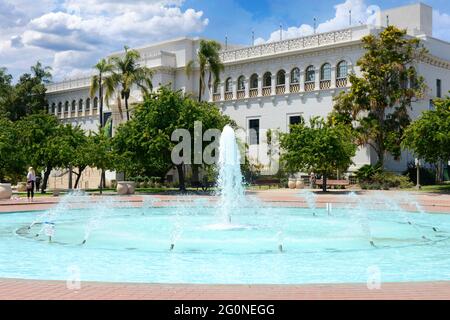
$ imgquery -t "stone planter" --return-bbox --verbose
[288,179,297,189]
[17,182,27,192]
[296,179,304,189]
[126,182,136,194]
[0,183,12,200]
[116,182,128,195]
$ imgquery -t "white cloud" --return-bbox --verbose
[1,0,208,80]
[256,0,375,44]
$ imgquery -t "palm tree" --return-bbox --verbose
[90,59,114,128]
[186,40,224,102]
[106,46,153,121]
[31,61,52,84]
[90,59,114,193]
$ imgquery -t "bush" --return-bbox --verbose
[358,169,413,190]
[355,164,382,183]
[404,162,436,185]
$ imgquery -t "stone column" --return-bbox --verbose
[299,69,305,92]
[285,72,290,94]
[244,79,250,98]
[271,74,276,95]
[314,68,320,91]
[331,66,337,89]
[232,80,237,100]
[220,82,225,101]
[258,76,263,97]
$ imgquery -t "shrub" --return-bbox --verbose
[355,164,382,183]
[404,162,436,185]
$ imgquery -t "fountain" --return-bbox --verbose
[216,125,246,224]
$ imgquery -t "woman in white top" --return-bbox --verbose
[27,167,36,202]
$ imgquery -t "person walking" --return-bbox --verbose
[27,167,36,202]
[309,172,317,189]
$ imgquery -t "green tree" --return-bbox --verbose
[90,59,114,127]
[333,26,427,168]
[16,113,82,192]
[105,46,153,121]
[402,97,450,182]
[4,62,52,121]
[280,117,357,192]
[0,116,26,183]
[186,40,224,102]
[0,68,13,116]
[112,87,232,191]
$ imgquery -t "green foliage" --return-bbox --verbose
[333,26,427,167]
[355,164,382,182]
[0,116,26,182]
[360,172,413,190]
[0,62,52,121]
[186,40,224,102]
[402,97,450,165]
[102,46,153,120]
[280,117,357,191]
[403,162,436,185]
[112,87,232,190]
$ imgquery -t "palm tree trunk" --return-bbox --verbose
[99,73,103,127]
[198,77,202,102]
[177,164,186,192]
[125,97,130,121]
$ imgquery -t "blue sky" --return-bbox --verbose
[1,0,450,80]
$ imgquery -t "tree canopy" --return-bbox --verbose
[402,97,450,167]
[280,117,357,192]
[332,26,427,168]
[112,86,232,191]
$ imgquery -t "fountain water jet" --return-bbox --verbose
[217,125,245,224]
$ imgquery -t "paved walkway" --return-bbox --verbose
[1,278,449,300]
[1,189,450,213]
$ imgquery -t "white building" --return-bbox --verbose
[45,3,450,187]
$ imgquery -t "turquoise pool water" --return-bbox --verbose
[1,205,450,284]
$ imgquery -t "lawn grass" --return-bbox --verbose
[404,183,450,193]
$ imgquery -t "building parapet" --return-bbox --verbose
[220,26,367,63]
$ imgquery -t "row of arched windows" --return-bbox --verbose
[219,61,348,93]
[50,97,99,117]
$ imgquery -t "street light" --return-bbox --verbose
[415,158,421,189]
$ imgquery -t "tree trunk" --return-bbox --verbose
[74,166,86,189]
[198,77,203,102]
[322,174,328,192]
[41,166,52,193]
[99,73,103,127]
[177,164,186,192]
[99,169,103,195]
[125,97,129,121]
[102,170,106,188]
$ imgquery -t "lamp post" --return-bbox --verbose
[415,158,421,189]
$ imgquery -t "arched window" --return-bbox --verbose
[51,103,56,114]
[225,78,232,92]
[58,102,62,114]
[250,74,258,89]
[291,68,300,84]
[93,97,98,109]
[320,63,331,81]
[336,61,348,79]
[305,66,315,83]
[276,70,286,86]
[263,72,272,87]
[64,101,69,113]
[86,98,91,112]
[71,100,76,112]
[78,99,83,112]
[237,76,245,91]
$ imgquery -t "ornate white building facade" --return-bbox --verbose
[45,3,450,186]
